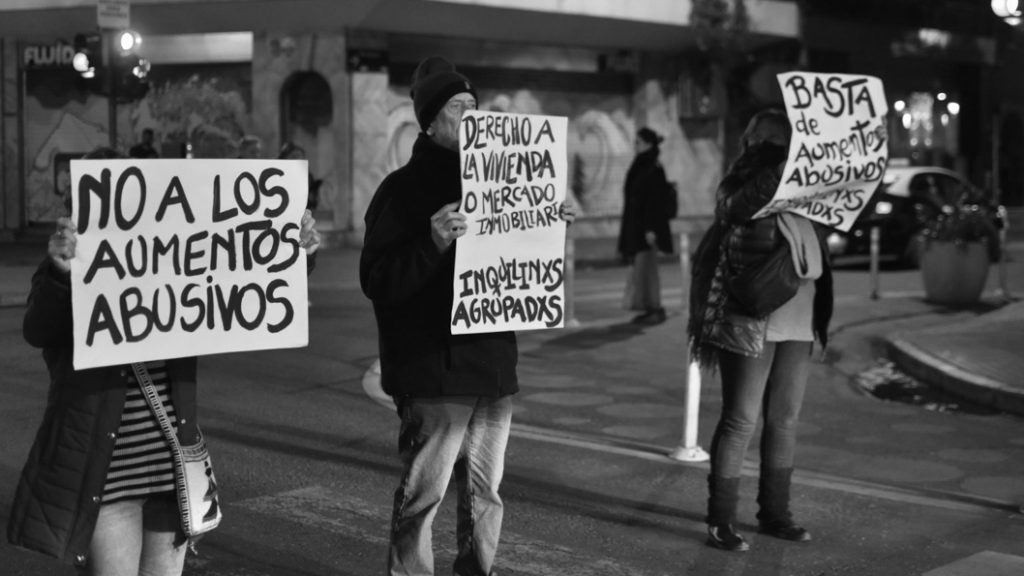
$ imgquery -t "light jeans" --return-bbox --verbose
[388,395,513,576]
[710,340,813,477]
[80,494,186,576]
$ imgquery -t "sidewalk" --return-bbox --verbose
[3,239,1022,416]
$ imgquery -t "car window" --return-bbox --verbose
[933,174,967,206]
[908,174,943,208]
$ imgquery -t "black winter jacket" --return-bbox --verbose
[7,260,199,567]
[360,134,518,401]
[617,149,674,257]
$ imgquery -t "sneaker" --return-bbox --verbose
[706,524,750,552]
[758,520,811,542]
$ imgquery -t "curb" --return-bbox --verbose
[885,333,1024,417]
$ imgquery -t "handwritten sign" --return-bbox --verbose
[451,110,568,334]
[754,72,889,231]
[70,159,309,369]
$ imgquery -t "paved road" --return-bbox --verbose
[2,249,1024,575]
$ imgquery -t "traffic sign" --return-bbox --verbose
[97,0,130,30]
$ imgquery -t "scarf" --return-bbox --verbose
[776,213,822,280]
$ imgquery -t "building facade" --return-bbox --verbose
[0,0,802,247]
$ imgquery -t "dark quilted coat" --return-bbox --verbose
[688,142,833,368]
[6,260,199,567]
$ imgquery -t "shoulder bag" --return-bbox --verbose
[131,363,223,540]
[724,217,801,318]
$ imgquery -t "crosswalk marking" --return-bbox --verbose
[236,485,667,576]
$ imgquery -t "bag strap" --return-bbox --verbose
[130,362,182,453]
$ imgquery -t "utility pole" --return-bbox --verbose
[105,31,118,149]
[97,0,131,150]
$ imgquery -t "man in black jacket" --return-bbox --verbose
[361,56,573,576]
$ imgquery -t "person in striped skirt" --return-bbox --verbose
[7,147,322,575]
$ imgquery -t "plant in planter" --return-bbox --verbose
[918,194,1000,306]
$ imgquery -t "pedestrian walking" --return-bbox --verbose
[618,127,674,325]
[6,147,321,575]
[688,109,834,552]
[360,55,575,576]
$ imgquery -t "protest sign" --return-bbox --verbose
[754,72,889,231]
[69,159,309,369]
[451,110,569,334]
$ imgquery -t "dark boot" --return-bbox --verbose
[706,475,749,552]
[756,467,811,542]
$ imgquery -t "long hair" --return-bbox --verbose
[739,108,791,153]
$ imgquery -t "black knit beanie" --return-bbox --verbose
[410,56,477,132]
[637,127,664,147]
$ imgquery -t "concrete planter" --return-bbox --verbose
[919,240,989,306]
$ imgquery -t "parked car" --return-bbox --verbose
[825,166,1000,267]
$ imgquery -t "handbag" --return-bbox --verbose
[724,218,801,318]
[131,363,222,539]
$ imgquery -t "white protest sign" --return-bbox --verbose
[754,72,889,231]
[70,159,309,369]
[451,110,568,334]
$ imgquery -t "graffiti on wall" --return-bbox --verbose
[23,69,110,223]
[24,64,252,223]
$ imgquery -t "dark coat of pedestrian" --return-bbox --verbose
[360,55,575,576]
[618,127,674,324]
[688,109,834,553]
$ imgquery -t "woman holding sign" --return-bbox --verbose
[688,110,834,552]
[7,147,322,575]
[618,127,674,325]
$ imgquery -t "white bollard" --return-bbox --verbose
[563,235,580,328]
[869,226,880,300]
[996,206,1012,302]
[361,358,392,410]
[668,233,709,463]
[668,360,710,462]
[677,233,690,301]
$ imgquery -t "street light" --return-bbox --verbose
[112,30,150,102]
[72,33,100,80]
[992,0,1022,26]
[118,30,141,53]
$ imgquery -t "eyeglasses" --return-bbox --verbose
[445,99,477,114]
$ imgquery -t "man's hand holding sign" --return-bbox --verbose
[68,158,319,369]
[450,110,573,334]
[754,72,889,231]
